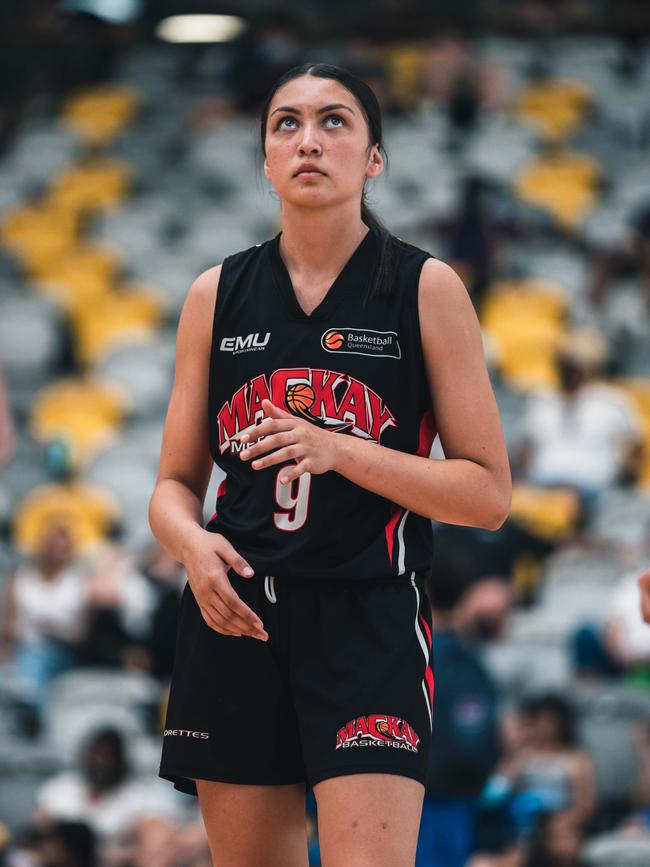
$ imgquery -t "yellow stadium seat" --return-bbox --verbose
[514,148,602,230]
[612,378,650,487]
[61,85,140,145]
[12,481,120,556]
[30,376,132,469]
[516,78,593,141]
[46,158,134,213]
[481,278,569,389]
[510,483,583,542]
[70,284,165,365]
[0,203,79,264]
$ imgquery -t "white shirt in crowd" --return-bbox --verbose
[12,563,87,645]
[521,382,642,490]
[35,770,183,841]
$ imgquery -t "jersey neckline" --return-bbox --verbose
[267,222,379,322]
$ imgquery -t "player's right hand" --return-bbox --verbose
[183,531,268,640]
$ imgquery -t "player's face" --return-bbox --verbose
[263,75,383,210]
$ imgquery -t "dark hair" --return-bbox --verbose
[525,692,578,747]
[259,62,398,301]
[81,725,130,782]
[43,821,97,867]
[425,543,475,612]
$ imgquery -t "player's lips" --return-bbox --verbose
[294,163,326,177]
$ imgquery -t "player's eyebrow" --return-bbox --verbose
[270,103,355,117]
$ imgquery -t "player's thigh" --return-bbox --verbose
[194,778,309,867]
[314,772,425,867]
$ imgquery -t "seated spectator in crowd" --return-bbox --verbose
[31,726,208,867]
[514,328,644,513]
[571,569,650,682]
[416,547,502,867]
[71,541,157,672]
[0,520,88,736]
[38,820,97,867]
[523,808,591,867]
[622,718,650,835]
[639,565,650,626]
[588,201,650,309]
[135,539,186,680]
[485,693,596,842]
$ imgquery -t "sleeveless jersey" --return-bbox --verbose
[205,223,439,582]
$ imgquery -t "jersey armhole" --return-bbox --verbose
[411,252,435,396]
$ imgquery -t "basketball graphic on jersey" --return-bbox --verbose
[286,382,316,416]
[324,330,345,350]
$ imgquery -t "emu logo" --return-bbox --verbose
[220,332,270,354]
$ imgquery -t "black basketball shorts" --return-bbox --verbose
[158,568,435,796]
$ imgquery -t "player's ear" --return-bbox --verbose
[366,144,383,179]
[263,156,270,180]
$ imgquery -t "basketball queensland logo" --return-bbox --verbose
[321,327,401,359]
[336,714,420,753]
[216,367,397,455]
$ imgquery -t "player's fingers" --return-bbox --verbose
[241,419,293,443]
[217,586,269,639]
[199,605,242,637]
[241,430,295,460]
[279,459,310,485]
[213,537,255,579]
[210,592,267,637]
[249,444,300,470]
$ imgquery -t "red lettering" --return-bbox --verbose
[337,379,368,431]
[366,389,397,442]
[336,727,348,747]
[217,385,248,449]
[353,716,369,737]
[310,369,342,419]
[248,374,271,421]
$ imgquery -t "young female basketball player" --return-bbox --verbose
[150,63,511,867]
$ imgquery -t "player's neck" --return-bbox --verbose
[277,204,369,277]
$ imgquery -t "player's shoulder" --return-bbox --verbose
[186,237,270,307]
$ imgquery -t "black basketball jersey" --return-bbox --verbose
[205,222,438,582]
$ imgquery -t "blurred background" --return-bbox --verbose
[1,0,650,865]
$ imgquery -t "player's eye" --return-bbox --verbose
[276,116,298,130]
[275,114,346,130]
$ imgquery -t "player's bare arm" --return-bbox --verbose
[148,265,268,640]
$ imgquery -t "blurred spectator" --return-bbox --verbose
[0,357,16,468]
[487,693,596,841]
[416,547,502,867]
[419,32,508,139]
[0,521,87,737]
[31,726,204,867]
[638,566,650,626]
[454,576,514,644]
[588,201,650,309]
[571,569,650,682]
[72,542,156,672]
[523,808,590,867]
[136,539,185,680]
[38,820,97,867]
[514,328,644,511]
[433,176,500,311]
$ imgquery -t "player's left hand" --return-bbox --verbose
[238,398,339,484]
